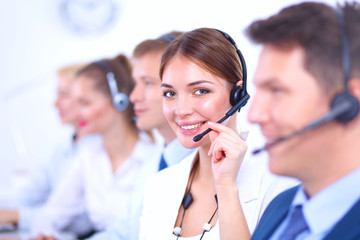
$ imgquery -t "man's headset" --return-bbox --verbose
[193,29,250,142]
[253,7,360,154]
[95,60,129,112]
[158,33,177,43]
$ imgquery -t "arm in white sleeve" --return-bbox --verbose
[87,224,126,240]
[14,162,53,230]
[30,158,86,238]
[16,163,52,206]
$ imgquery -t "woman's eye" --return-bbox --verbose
[194,89,210,95]
[163,91,176,98]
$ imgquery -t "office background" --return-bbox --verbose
[0,0,337,204]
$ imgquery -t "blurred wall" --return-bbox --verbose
[0,0,337,199]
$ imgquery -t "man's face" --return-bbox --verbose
[129,52,170,132]
[248,45,334,178]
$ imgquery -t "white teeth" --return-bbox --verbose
[181,123,202,130]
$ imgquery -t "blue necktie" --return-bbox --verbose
[158,153,168,171]
[279,205,309,240]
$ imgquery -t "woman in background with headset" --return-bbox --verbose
[30,54,162,239]
[139,28,298,240]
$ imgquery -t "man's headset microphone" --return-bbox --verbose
[252,7,360,155]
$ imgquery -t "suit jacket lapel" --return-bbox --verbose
[251,186,299,239]
[324,198,360,240]
[252,187,360,240]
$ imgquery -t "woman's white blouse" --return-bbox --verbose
[139,147,298,240]
[30,132,162,238]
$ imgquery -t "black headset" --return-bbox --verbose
[331,7,359,123]
[193,29,250,142]
[253,6,360,154]
[95,60,129,112]
[216,29,250,108]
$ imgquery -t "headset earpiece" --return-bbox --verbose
[230,86,244,107]
[331,7,360,124]
[95,60,129,112]
[330,92,360,123]
[113,91,129,112]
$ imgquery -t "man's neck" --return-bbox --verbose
[157,125,176,145]
[302,143,360,197]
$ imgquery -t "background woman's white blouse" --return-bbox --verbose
[31,132,162,238]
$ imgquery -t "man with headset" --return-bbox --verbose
[246,1,360,239]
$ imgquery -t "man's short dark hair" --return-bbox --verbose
[246,1,360,96]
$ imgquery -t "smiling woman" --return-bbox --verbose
[161,57,235,149]
[139,28,298,240]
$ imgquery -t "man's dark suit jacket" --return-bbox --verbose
[251,186,360,240]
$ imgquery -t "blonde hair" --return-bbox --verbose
[56,62,88,80]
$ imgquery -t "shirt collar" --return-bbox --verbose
[292,166,360,235]
[163,139,196,167]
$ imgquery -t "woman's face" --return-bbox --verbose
[72,75,120,135]
[161,55,233,149]
[54,73,76,124]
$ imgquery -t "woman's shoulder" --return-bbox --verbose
[76,134,103,151]
[69,134,111,170]
[131,131,163,165]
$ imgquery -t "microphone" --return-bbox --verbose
[193,94,250,142]
[252,98,354,155]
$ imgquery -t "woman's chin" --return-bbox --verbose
[177,135,204,149]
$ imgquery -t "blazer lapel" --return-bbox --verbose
[252,187,360,240]
[324,198,360,240]
[251,186,298,240]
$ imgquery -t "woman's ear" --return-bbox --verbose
[236,80,243,88]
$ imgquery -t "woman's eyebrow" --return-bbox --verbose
[161,80,214,88]
[187,80,213,87]
[161,83,173,88]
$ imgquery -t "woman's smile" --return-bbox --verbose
[178,121,206,135]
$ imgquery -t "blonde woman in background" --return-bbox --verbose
[0,62,90,234]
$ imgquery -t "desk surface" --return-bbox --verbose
[0,230,76,240]
[0,230,29,239]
